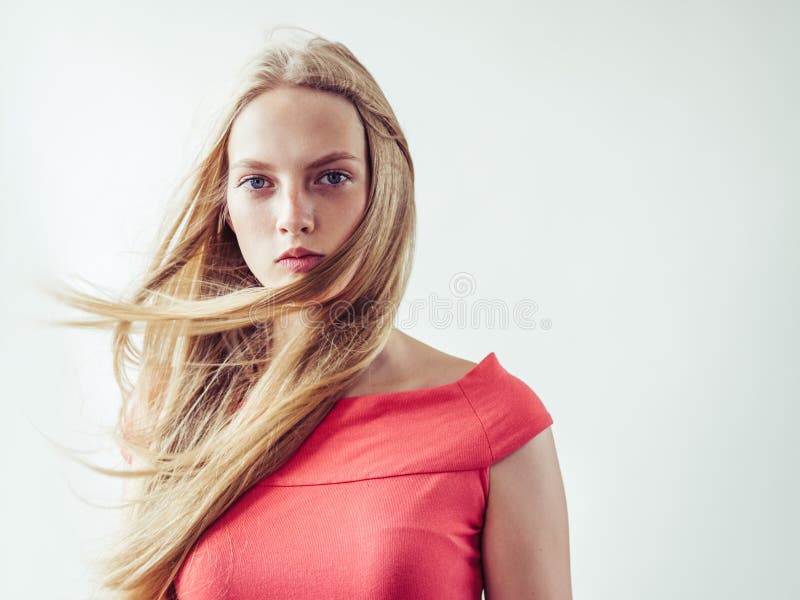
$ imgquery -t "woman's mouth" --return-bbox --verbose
[276,255,324,273]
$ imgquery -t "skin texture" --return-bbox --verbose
[225,83,369,294]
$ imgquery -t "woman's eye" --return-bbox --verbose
[320,170,352,186]
[239,176,268,191]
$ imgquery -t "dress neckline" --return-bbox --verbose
[337,352,496,402]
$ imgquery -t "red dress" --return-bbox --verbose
[141,352,553,599]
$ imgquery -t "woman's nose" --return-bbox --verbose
[275,184,315,235]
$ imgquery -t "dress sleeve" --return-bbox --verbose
[463,354,554,465]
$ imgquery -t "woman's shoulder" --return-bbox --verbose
[398,337,554,466]
[343,330,477,397]
[392,331,479,389]
[451,351,553,465]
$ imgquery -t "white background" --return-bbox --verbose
[1,1,797,598]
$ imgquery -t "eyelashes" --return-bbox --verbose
[318,170,352,187]
[237,170,353,193]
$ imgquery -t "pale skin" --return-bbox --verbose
[225,83,368,350]
[224,84,573,597]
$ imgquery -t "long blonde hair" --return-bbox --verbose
[44,26,415,599]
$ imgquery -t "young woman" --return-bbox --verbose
[51,26,571,600]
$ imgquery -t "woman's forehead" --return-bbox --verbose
[228,87,366,167]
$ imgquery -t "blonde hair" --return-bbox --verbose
[44,26,415,599]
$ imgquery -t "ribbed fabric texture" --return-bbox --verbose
[131,352,553,599]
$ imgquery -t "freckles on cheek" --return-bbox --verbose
[229,201,271,233]
[236,220,273,242]
[330,194,367,219]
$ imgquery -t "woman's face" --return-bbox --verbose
[225,84,369,291]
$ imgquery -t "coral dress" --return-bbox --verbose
[156,352,552,599]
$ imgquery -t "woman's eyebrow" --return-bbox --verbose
[230,151,359,171]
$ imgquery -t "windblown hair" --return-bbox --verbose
[46,26,415,599]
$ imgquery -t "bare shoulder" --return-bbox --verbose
[343,329,478,397]
[395,331,477,388]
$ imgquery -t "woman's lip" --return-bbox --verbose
[276,255,324,273]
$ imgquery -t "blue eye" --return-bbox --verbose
[240,176,268,191]
[320,170,352,186]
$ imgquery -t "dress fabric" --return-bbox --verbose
[150,352,553,599]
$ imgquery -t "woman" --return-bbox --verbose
[50,26,571,599]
